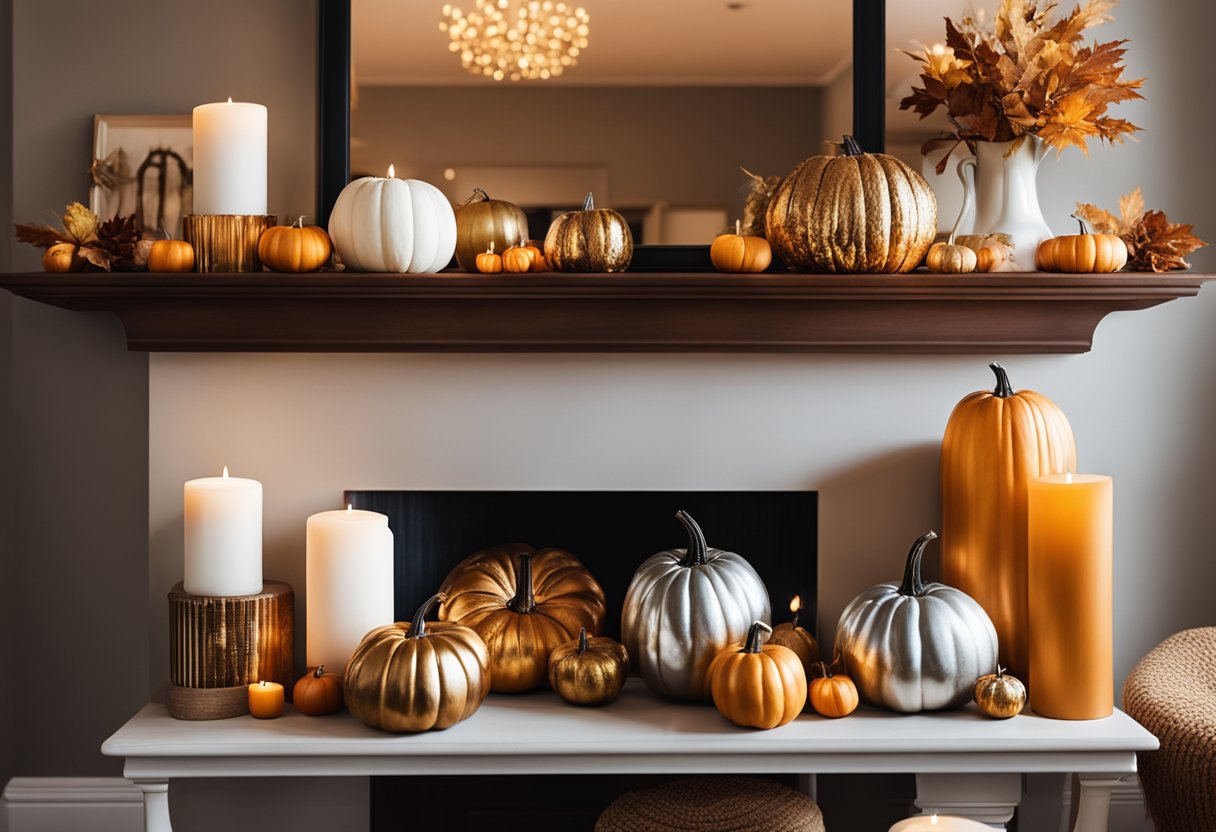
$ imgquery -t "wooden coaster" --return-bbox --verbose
[167,683,249,720]
[168,580,294,688]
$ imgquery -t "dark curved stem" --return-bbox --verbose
[842,135,864,157]
[898,531,939,597]
[582,192,595,211]
[1071,213,1089,235]
[408,593,445,639]
[314,665,326,678]
[675,511,710,567]
[742,621,771,653]
[507,553,536,614]
[471,187,489,203]
[791,610,800,629]
[989,362,1015,398]
[577,627,588,655]
[814,660,832,679]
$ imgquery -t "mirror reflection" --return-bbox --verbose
[351,0,852,244]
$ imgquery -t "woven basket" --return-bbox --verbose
[595,776,824,832]
[1123,627,1216,832]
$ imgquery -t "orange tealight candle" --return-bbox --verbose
[1027,473,1113,720]
[248,681,285,719]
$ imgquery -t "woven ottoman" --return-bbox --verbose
[1123,627,1216,832]
[595,776,825,832]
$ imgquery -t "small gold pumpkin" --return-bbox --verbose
[926,234,979,274]
[548,627,629,706]
[974,666,1027,719]
[543,192,633,273]
[767,595,820,679]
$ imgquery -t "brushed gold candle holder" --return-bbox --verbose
[182,214,275,272]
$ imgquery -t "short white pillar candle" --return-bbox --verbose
[192,99,268,215]
[183,467,263,596]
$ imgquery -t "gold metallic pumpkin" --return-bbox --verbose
[343,593,490,733]
[925,236,978,274]
[767,595,820,679]
[439,544,607,693]
[765,135,937,273]
[543,192,633,273]
[974,666,1027,719]
[455,188,529,272]
[941,362,1076,683]
[548,627,629,706]
[707,621,807,730]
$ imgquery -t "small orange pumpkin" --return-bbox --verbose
[707,621,807,729]
[710,220,772,273]
[808,661,859,718]
[476,242,504,274]
[147,237,195,273]
[502,242,535,274]
[42,242,78,273]
[257,216,332,273]
[974,241,1012,273]
[292,665,343,716]
[1036,215,1128,273]
[525,240,549,272]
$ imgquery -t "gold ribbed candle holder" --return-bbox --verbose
[168,580,293,690]
[182,213,275,272]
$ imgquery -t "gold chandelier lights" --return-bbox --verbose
[439,1,591,82]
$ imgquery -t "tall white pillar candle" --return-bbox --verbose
[192,99,268,215]
[183,468,263,596]
[306,508,395,673]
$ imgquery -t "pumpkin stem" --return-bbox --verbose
[507,552,536,614]
[897,531,939,597]
[466,187,490,205]
[735,219,741,236]
[408,592,446,639]
[314,665,326,678]
[675,510,710,567]
[1071,213,1090,235]
[989,362,1015,398]
[582,192,595,211]
[842,135,865,157]
[814,660,833,679]
[742,620,772,653]
[577,627,589,655]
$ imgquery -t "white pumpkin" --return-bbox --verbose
[328,176,457,273]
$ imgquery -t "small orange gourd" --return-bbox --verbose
[808,661,859,718]
[523,240,548,272]
[258,216,332,273]
[42,242,78,273]
[1036,215,1128,273]
[476,241,504,274]
[502,242,535,274]
[147,235,195,273]
[974,240,1012,273]
[710,220,772,273]
[707,621,807,729]
[292,665,343,715]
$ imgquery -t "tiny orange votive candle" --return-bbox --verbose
[248,681,285,719]
[1027,473,1113,720]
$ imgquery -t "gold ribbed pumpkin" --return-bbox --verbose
[543,192,633,273]
[454,188,529,272]
[765,135,937,273]
[941,363,1077,684]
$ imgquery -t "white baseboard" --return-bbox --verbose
[2,778,142,832]
[1059,777,1150,832]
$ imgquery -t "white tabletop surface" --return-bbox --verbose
[103,679,1158,779]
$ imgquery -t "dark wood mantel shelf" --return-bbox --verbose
[0,271,1209,354]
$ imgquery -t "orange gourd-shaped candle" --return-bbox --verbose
[940,363,1076,684]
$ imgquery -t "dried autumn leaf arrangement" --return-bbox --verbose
[14,202,146,271]
[900,0,1143,167]
[1076,186,1208,272]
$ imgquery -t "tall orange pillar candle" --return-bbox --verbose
[1027,473,1113,719]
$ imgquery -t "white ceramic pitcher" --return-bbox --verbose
[955,137,1054,272]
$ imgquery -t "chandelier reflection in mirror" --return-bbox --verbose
[439,1,590,81]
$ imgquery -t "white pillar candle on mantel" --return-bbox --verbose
[183,467,263,596]
[306,507,395,674]
[192,99,267,215]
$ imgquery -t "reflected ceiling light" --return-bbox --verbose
[439,1,590,82]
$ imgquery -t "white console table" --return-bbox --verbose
[102,679,1157,832]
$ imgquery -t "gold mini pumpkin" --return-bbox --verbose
[548,627,629,706]
[974,666,1027,719]
[765,135,937,273]
[926,234,979,274]
[343,593,490,732]
[439,544,607,693]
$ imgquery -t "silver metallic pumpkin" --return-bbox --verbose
[621,511,771,700]
[834,530,998,713]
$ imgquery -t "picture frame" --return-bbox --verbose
[90,114,193,239]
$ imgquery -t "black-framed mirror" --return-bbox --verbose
[316,0,885,235]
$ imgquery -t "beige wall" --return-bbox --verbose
[352,84,823,221]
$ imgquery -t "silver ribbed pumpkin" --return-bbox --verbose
[621,511,771,700]
[834,530,998,713]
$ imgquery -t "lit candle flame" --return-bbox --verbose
[387,164,395,179]
[790,595,801,614]
[222,466,229,479]
[930,816,939,825]
[347,504,353,513]
[260,680,268,688]
[1066,472,1073,484]
[227,97,233,104]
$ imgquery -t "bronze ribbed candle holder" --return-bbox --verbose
[182,214,275,272]
[167,580,293,720]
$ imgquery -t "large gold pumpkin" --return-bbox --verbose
[765,135,937,273]
[543,192,633,273]
[941,363,1076,684]
[454,188,529,272]
[439,544,607,693]
[343,593,490,732]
